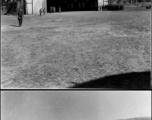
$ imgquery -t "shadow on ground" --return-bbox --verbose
[9,25,20,27]
[70,71,151,89]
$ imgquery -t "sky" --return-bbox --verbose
[1,91,151,120]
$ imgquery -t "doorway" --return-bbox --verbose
[47,0,62,12]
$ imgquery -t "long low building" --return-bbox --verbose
[26,0,99,14]
[1,0,151,15]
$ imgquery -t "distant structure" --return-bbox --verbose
[100,0,151,10]
[101,0,151,6]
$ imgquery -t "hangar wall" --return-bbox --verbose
[26,0,99,14]
[25,0,151,14]
[98,0,108,6]
[26,0,46,14]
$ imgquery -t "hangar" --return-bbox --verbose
[27,0,99,14]
[1,0,151,15]
[1,0,98,14]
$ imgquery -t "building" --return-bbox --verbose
[100,0,151,6]
[26,0,98,14]
[1,0,151,15]
[1,0,99,14]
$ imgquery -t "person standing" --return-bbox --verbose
[59,6,61,13]
[43,8,45,15]
[50,7,52,13]
[39,8,42,16]
[53,6,56,13]
[18,9,23,27]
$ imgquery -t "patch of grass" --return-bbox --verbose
[1,11,151,88]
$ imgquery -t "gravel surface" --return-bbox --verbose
[1,11,151,88]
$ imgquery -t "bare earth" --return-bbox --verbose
[1,11,151,88]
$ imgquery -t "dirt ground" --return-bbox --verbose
[1,10,151,88]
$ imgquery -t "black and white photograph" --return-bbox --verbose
[1,0,151,89]
[1,91,151,120]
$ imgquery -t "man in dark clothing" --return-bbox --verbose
[39,8,42,16]
[18,9,23,27]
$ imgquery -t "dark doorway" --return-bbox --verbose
[47,0,61,12]
[23,0,26,14]
[47,0,98,12]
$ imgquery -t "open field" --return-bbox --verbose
[1,10,151,88]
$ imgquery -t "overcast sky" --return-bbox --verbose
[1,91,151,120]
